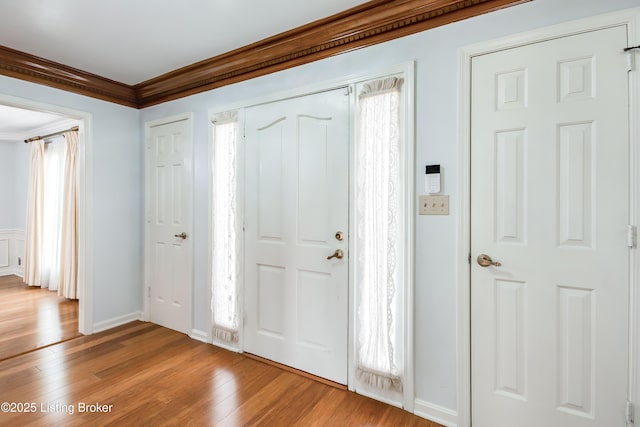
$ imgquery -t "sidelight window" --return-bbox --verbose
[355,77,405,392]
[211,111,240,343]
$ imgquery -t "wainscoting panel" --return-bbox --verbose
[0,229,25,277]
[0,238,8,268]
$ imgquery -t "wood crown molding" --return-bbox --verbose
[0,0,528,109]
[0,44,137,108]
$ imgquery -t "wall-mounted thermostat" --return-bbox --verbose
[425,164,441,194]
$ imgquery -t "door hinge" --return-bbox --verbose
[628,225,637,249]
[626,400,635,424]
[344,86,353,96]
[625,45,640,72]
[147,286,151,298]
[468,253,471,264]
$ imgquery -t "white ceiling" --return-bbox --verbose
[0,104,74,140]
[0,0,370,85]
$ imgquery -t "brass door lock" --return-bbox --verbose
[327,249,344,260]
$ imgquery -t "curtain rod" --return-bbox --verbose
[24,125,79,143]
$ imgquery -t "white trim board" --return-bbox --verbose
[414,399,459,427]
[0,94,93,336]
[207,61,415,118]
[189,329,209,344]
[457,7,640,427]
[93,311,144,334]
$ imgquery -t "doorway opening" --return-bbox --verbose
[0,96,92,359]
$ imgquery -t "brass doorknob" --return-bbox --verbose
[477,254,501,267]
[174,232,188,239]
[327,249,344,260]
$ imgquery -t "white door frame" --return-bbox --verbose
[0,93,94,335]
[207,61,415,410]
[143,112,194,331]
[457,8,640,427]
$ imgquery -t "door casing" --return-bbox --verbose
[207,62,416,410]
[0,94,93,335]
[458,8,640,427]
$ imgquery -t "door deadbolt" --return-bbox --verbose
[335,231,344,241]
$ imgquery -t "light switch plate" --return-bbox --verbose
[419,195,449,215]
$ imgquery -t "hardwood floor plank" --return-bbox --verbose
[0,275,80,361]
[293,387,348,425]
[252,379,325,426]
[0,322,441,426]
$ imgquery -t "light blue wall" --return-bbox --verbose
[13,141,28,230]
[0,140,17,228]
[0,75,142,325]
[0,0,635,416]
[0,139,29,230]
[140,0,639,412]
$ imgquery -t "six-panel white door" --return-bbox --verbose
[471,26,630,427]
[244,89,349,384]
[146,116,193,334]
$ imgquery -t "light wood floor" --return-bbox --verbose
[0,275,80,361]
[0,321,443,426]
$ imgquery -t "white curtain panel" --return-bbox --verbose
[24,140,45,288]
[211,111,240,343]
[23,132,79,298]
[40,138,66,291]
[58,130,80,299]
[24,138,66,290]
[355,77,404,392]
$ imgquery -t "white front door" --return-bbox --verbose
[244,89,349,384]
[471,26,630,426]
[146,115,193,334]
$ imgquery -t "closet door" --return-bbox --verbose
[146,115,193,334]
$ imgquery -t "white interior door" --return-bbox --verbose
[244,89,349,384]
[471,26,630,427]
[146,115,193,334]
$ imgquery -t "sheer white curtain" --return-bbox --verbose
[40,138,66,290]
[58,130,80,299]
[211,111,240,343]
[355,77,404,392]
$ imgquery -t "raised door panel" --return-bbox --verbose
[471,26,629,427]
[147,117,193,334]
[244,89,349,384]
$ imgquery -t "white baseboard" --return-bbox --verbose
[211,339,242,353]
[189,329,209,343]
[355,387,402,409]
[93,311,144,333]
[0,269,23,278]
[414,399,459,427]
